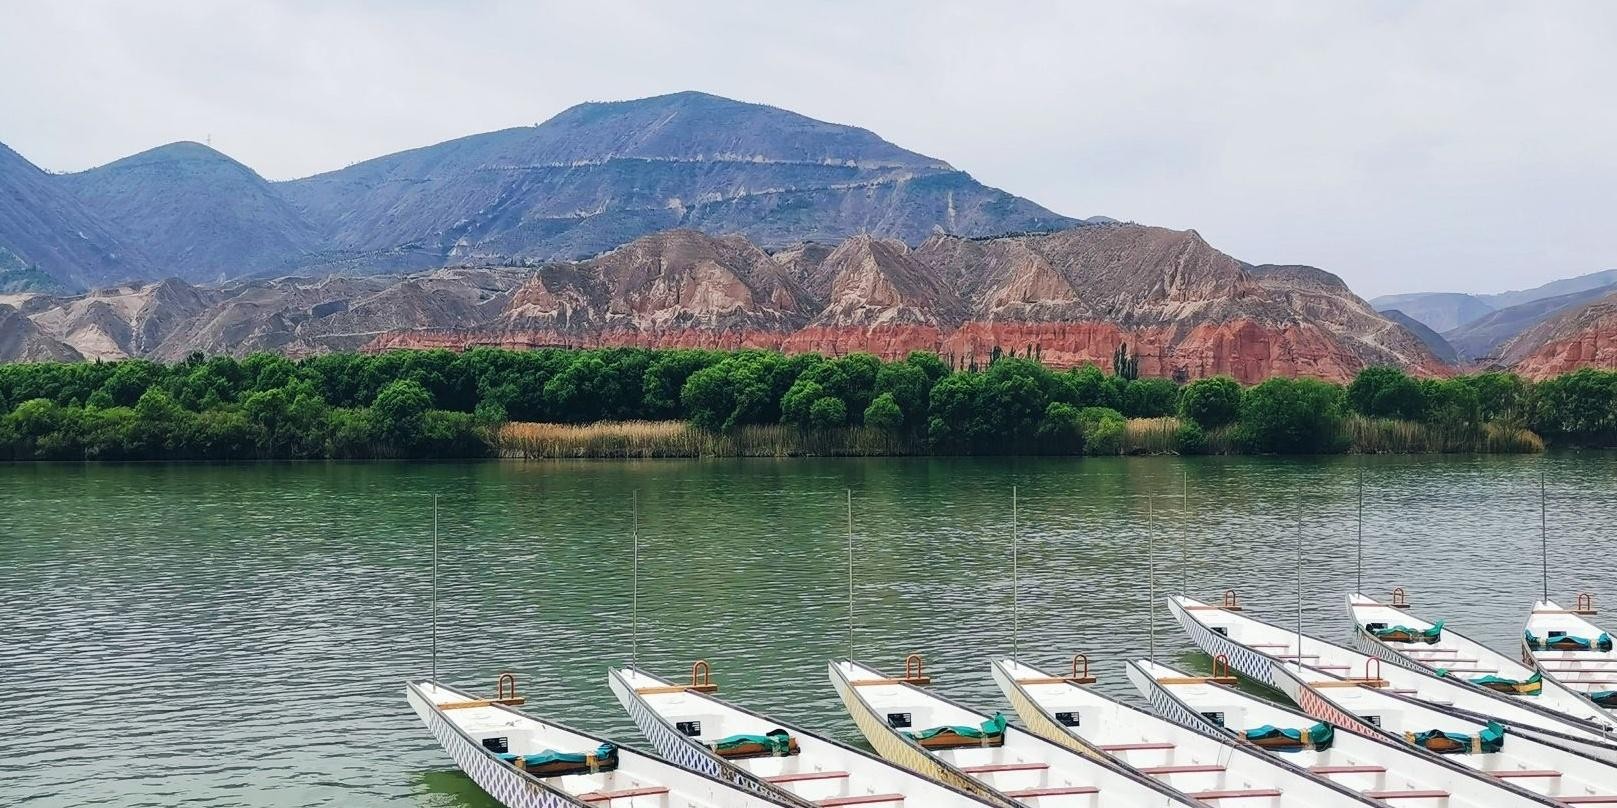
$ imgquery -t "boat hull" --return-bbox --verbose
[406,684,587,808]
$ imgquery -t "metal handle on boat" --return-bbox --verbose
[1577,593,1597,615]
[1392,587,1411,608]
[1366,657,1381,682]
[691,660,714,689]
[497,672,517,700]
[1221,590,1241,610]
[1213,654,1232,680]
[904,654,925,681]
[1069,654,1098,685]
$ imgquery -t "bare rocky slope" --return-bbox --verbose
[1500,290,1617,379]
[2,225,1446,383]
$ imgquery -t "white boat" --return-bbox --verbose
[1524,599,1617,718]
[829,658,1207,807]
[990,657,1377,806]
[1127,659,1562,808]
[608,664,1000,807]
[406,677,794,807]
[1269,658,1617,804]
[1168,594,1617,761]
[1347,593,1608,722]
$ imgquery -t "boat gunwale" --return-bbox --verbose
[1129,660,1567,808]
[1346,594,1614,723]
[1170,594,1617,740]
[610,665,998,807]
[409,678,789,808]
[831,658,1209,808]
[990,657,1381,807]
[1521,600,1617,721]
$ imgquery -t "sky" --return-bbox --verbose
[2,1,1614,298]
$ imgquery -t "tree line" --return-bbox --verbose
[0,347,1611,460]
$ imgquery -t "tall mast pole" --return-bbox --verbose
[1148,495,1156,665]
[431,494,438,681]
[847,489,855,660]
[1012,485,1020,659]
[1356,467,1364,594]
[632,490,640,666]
[1541,472,1549,603]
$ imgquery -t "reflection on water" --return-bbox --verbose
[2,454,1614,806]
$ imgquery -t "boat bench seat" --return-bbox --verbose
[1364,790,1450,800]
[1100,742,1175,751]
[817,794,905,806]
[1493,770,1561,779]
[962,763,1048,774]
[1141,764,1225,775]
[580,786,670,802]
[1193,789,1283,800]
[767,771,850,784]
[1558,797,1617,804]
[1310,765,1386,774]
[1004,786,1100,798]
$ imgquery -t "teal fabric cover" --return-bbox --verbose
[711,730,793,756]
[1525,630,1614,652]
[1408,721,1505,754]
[1243,721,1335,750]
[908,712,1008,741]
[1371,621,1442,643]
[499,742,617,768]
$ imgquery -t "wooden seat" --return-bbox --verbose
[580,786,671,802]
[1559,797,1617,804]
[1310,765,1386,774]
[1492,770,1561,779]
[961,762,1049,774]
[1101,742,1175,751]
[1364,790,1450,800]
[817,794,905,806]
[1193,789,1284,800]
[767,771,851,784]
[1004,786,1100,798]
[1140,764,1225,775]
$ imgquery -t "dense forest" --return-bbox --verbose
[0,347,1611,460]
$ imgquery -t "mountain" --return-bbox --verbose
[3,225,1449,381]
[1378,309,1459,365]
[1373,269,1617,335]
[62,142,321,283]
[1503,290,1617,379]
[280,91,1079,265]
[1441,285,1617,363]
[1368,291,1495,333]
[0,142,151,289]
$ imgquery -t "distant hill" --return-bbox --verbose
[0,143,152,289]
[279,91,1079,265]
[0,92,1086,290]
[1443,285,1617,363]
[1368,291,1495,333]
[1380,309,1459,365]
[62,142,322,284]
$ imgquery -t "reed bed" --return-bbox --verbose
[498,421,918,458]
[1123,417,1182,455]
[1343,415,1543,454]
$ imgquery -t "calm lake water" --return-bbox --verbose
[4,454,1616,806]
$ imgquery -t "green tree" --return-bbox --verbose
[1347,366,1425,420]
[1122,377,1179,417]
[1531,368,1617,446]
[1239,377,1347,454]
[1179,376,1242,428]
[1068,364,1122,410]
[1077,406,1126,456]
[1457,372,1529,424]
[1037,402,1084,453]
[873,362,930,428]
[808,396,847,428]
[371,379,434,450]
[1175,420,1207,454]
[863,392,904,432]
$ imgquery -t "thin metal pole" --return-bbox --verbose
[632,490,640,666]
[431,494,438,681]
[1541,472,1549,603]
[1356,467,1364,595]
[847,489,855,660]
[1296,491,1304,661]
[1181,470,1189,596]
[1012,485,1019,660]
[1148,495,1156,665]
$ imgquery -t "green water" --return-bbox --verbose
[3,455,1615,807]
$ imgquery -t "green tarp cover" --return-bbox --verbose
[1525,630,1614,652]
[1407,721,1505,754]
[1590,691,1617,708]
[1243,722,1335,750]
[499,742,617,768]
[1371,621,1443,643]
[908,712,1008,742]
[1467,669,1542,695]
[711,730,793,756]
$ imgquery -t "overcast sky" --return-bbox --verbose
[3,1,1613,298]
